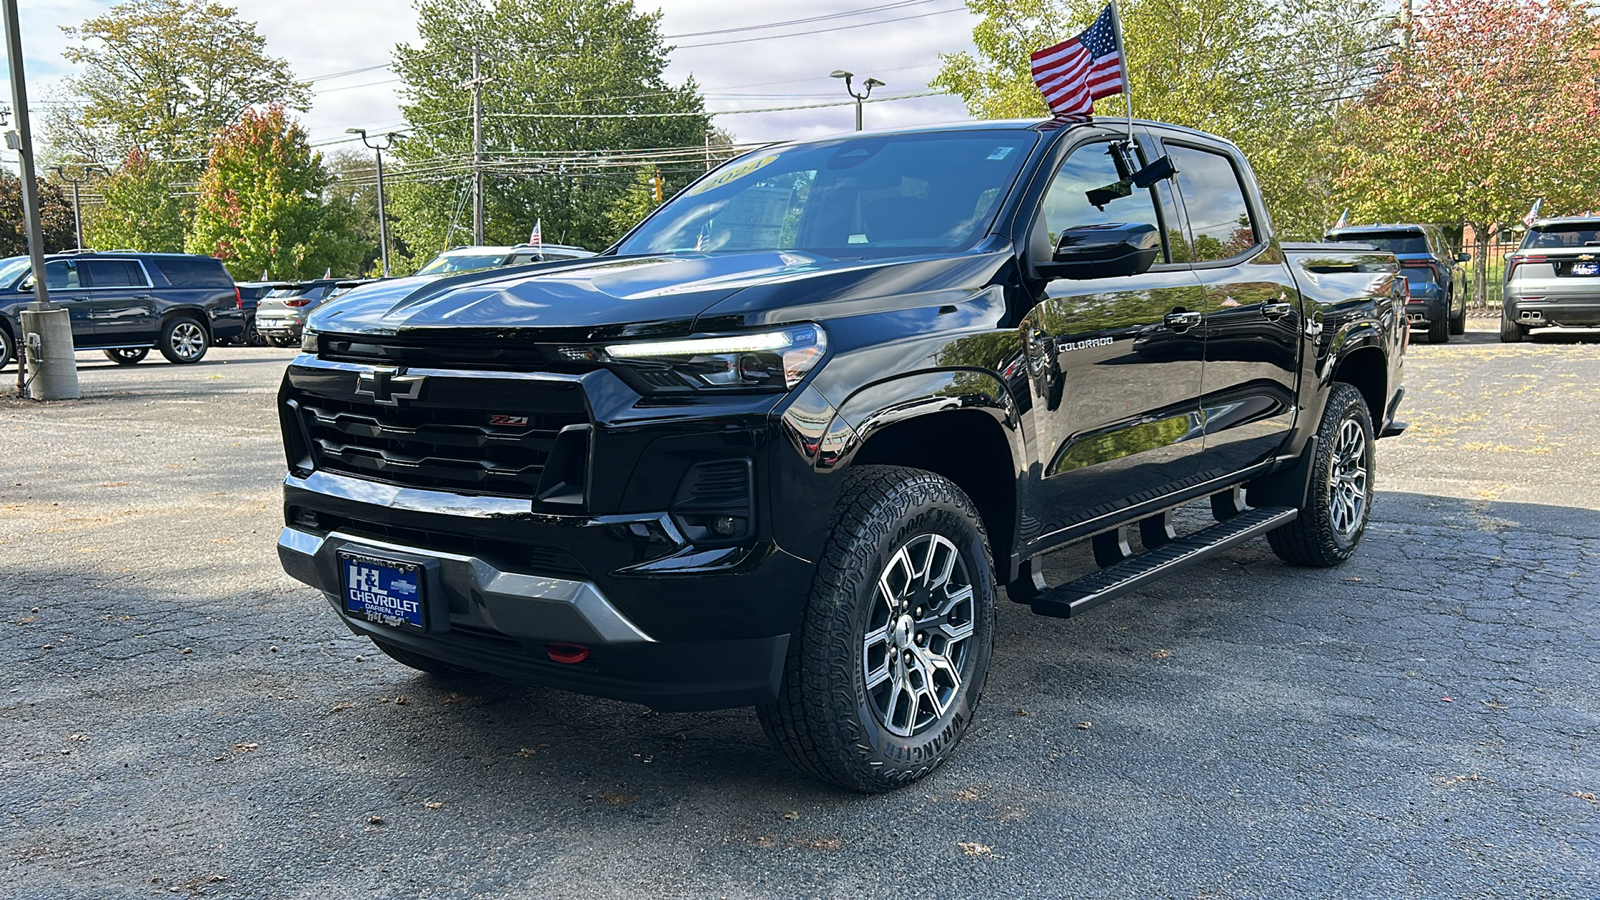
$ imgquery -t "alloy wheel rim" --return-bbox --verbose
[1328,417,1369,539]
[172,322,204,360]
[862,533,976,738]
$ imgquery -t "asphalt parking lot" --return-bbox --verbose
[3,328,1598,899]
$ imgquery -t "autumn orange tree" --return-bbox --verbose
[1335,0,1600,305]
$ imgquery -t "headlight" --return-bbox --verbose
[602,324,826,391]
[300,330,319,354]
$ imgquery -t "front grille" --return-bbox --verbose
[299,397,586,499]
[297,509,588,579]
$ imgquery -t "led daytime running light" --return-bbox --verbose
[606,331,795,359]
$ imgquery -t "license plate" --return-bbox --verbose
[1571,262,1598,276]
[339,551,426,631]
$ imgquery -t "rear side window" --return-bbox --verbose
[1167,145,1259,262]
[150,256,232,287]
[83,259,149,288]
[1523,224,1600,250]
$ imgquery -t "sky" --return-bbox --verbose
[2,0,987,167]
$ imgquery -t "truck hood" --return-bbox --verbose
[308,248,1010,343]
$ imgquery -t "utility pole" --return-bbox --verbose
[469,47,485,245]
[3,0,79,400]
[347,129,396,277]
[49,164,105,250]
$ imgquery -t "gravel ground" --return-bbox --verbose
[2,328,1597,899]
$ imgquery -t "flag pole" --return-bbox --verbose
[1110,0,1133,143]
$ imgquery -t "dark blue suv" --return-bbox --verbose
[1326,223,1469,343]
[0,251,244,368]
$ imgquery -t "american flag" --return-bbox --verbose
[1031,3,1126,116]
[529,218,542,250]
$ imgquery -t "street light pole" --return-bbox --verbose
[3,0,79,400]
[830,70,885,132]
[48,164,105,249]
[347,128,397,277]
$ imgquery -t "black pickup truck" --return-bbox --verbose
[276,120,1407,791]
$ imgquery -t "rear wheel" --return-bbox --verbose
[1268,383,1375,568]
[758,465,995,792]
[103,348,148,365]
[0,328,12,370]
[1427,315,1449,343]
[1498,315,1526,343]
[370,638,478,677]
[159,316,209,364]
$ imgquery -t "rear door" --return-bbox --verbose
[80,258,159,345]
[1159,139,1301,477]
[1019,132,1205,547]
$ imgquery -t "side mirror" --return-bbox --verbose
[1456,252,1471,263]
[1037,223,1160,281]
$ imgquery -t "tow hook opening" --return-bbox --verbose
[548,643,590,664]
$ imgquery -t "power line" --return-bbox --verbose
[674,5,969,49]
[662,0,941,38]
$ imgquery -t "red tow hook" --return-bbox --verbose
[548,643,590,664]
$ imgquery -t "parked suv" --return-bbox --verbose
[254,280,366,347]
[413,244,596,277]
[278,120,1407,791]
[1326,223,1467,343]
[1500,216,1600,342]
[0,250,242,368]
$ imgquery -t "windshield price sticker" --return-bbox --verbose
[687,154,781,195]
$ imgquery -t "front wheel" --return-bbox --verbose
[103,347,148,365]
[159,316,209,364]
[758,465,996,792]
[1267,383,1375,567]
[0,328,12,370]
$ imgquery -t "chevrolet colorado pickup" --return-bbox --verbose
[276,119,1408,791]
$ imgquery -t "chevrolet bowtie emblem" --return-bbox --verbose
[355,368,425,406]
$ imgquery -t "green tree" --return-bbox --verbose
[390,0,711,258]
[82,150,191,253]
[0,173,78,257]
[932,0,1383,238]
[49,0,309,166]
[187,105,363,280]
[606,167,666,238]
[324,148,396,276]
[1334,0,1600,305]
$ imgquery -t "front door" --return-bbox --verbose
[1160,141,1302,478]
[1019,136,1205,552]
[40,260,96,343]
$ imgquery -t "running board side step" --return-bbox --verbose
[1029,506,1298,619]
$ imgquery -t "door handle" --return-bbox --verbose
[1261,302,1295,319]
[1163,310,1202,330]
[132,294,155,301]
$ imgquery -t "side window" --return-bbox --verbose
[1154,179,1193,264]
[44,260,81,290]
[1040,141,1165,261]
[1167,145,1259,262]
[84,259,148,288]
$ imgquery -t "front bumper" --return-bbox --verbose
[277,518,789,710]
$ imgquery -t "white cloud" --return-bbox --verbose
[6,0,984,161]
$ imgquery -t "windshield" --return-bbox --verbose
[1329,231,1430,255]
[617,131,1036,257]
[1523,224,1600,250]
[415,252,507,275]
[0,256,29,288]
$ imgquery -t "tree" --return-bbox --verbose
[81,150,191,253]
[1334,0,1600,305]
[187,105,363,280]
[324,148,396,276]
[0,173,79,257]
[932,0,1384,238]
[49,0,309,166]
[389,0,711,260]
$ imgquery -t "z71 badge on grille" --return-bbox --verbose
[488,414,529,426]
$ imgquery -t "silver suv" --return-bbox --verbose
[1502,217,1600,342]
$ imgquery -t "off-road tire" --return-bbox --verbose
[370,637,478,677]
[158,315,209,364]
[757,465,996,792]
[1267,383,1375,567]
[103,348,148,365]
[1498,316,1526,343]
[1427,315,1449,343]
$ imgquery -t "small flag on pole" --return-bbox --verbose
[694,220,712,252]
[1031,3,1126,116]
[1522,199,1543,227]
[1333,208,1350,230]
[529,218,542,250]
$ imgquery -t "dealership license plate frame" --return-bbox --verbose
[1570,262,1599,276]
[337,546,447,634]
